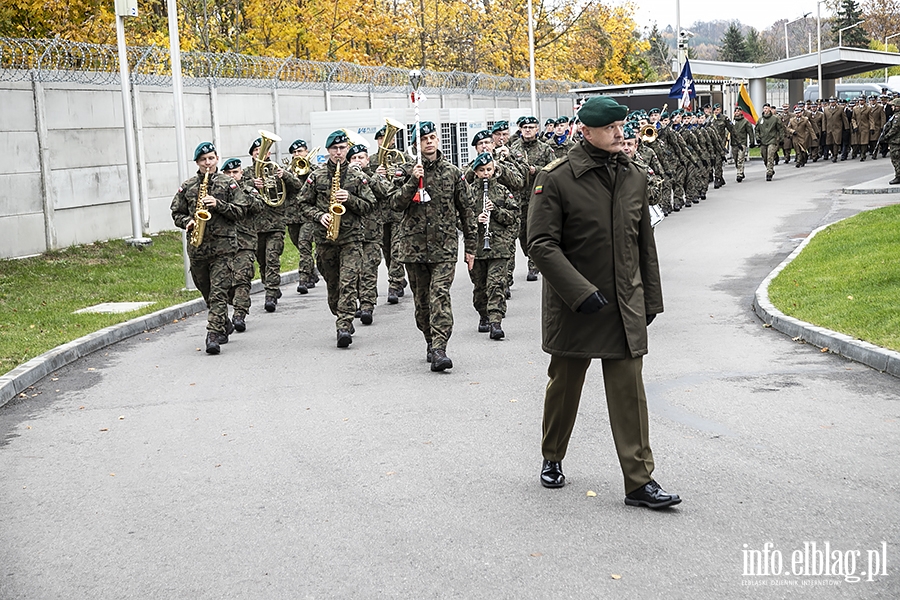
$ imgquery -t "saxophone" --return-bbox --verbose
[325,161,345,242]
[189,169,212,248]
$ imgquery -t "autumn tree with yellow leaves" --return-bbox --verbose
[0,0,648,84]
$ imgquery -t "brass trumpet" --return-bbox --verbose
[640,124,658,143]
[254,129,287,207]
[376,118,406,167]
[283,146,320,177]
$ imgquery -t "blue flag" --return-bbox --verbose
[669,59,696,110]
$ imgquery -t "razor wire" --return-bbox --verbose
[0,36,584,96]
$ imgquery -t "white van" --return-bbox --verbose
[804,83,886,101]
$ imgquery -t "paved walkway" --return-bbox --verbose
[2,155,899,599]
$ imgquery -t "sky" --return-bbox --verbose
[627,0,827,33]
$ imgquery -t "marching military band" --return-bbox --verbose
[171,91,900,364]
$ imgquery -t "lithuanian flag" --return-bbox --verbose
[737,83,759,125]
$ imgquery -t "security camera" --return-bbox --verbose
[680,30,695,38]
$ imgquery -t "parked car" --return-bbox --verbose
[804,83,887,101]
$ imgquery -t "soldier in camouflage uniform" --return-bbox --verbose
[731,108,754,182]
[630,129,666,209]
[392,121,477,372]
[170,142,249,354]
[673,114,703,204]
[347,143,397,325]
[243,137,303,312]
[509,116,555,282]
[883,98,900,184]
[373,127,408,304]
[284,139,319,294]
[653,110,689,212]
[547,117,576,158]
[489,121,526,293]
[756,103,786,181]
[468,153,518,340]
[711,104,733,187]
[222,158,265,332]
[298,131,376,348]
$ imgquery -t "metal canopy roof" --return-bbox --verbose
[690,47,900,80]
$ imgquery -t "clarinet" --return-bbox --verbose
[481,178,491,251]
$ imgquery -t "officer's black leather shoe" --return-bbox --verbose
[297,283,308,294]
[205,332,220,355]
[264,297,276,312]
[526,268,539,281]
[233,314,246,332]
[387,289,399,304]
[540,460,565,488]
[489,322,505,340]
[891,178,900,185]
[430,349,453,371]
[426,344,433,363]
[360,310,373,325]
[766,174,773,181]
[336,330,353,348]
[478,316,490,333]
[624,480,681,509]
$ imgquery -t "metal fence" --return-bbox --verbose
[0,36,584,96]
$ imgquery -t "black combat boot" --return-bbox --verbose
[205,332,220,355]
[360,309,373,325]
[387,288,399,304]
[426,343,433,363]
[336,329,353,348]
[526,268,539,281]
[430,349,453,371]
[297,282,308,294]
[489,322,505,340]
[478,315,490,333]
[265,297,276,312]
[233,312,246,332]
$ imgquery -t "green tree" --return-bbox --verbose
[833,0,869,47]
[744,27,765,61]
[719,21,747,61]
[644,22,672,78]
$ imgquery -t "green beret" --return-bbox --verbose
[660,111,669,119]
[648,107,660,115]
[326,130,349,148]
[556,116,569,125]
[491,121,509,134]
[515,116,527,126]
[374,127,386,140]
[520,116,539,126]
[577,96,628,127]
[471,130,492,146]
[472,152,493,169]
[288,139,306,153]
[623,126,635,140]
[194,142,216,161]
[544,118,556,126]
[410,121,436,142]
[248,138,262,155]
[346,144,368,159]
[221,157,241,171]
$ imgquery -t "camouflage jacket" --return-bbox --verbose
[883,113,900,147]
[241,165,302,233]
[548,135,576,159]
[645,136,676,176]
[234,181,267,251]
[509,136,556,198]
[297,160,376,246]
[463,152,526,192]
[469,177,518,259]
[391,151,477,263]
[359,164,398,241]
[284,164,321,225]
[171,169,249,260]
[633,150,664,206]
[712,114,734,142]
[732,115,755,148]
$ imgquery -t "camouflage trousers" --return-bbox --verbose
[287,221,317,282]
[760,143,779,177]
[358,240,382,311]
[891,147,900,178]
[668,166,687,207]
[658,178,673,212]
[405,261,457,351]
[685,160,704,200]
[190,253,233,334]
[713,153,724,183]
[468,257,508,323]
[317,241,362,331]
[229,248,256,315]
[256,229,284,297]
[382,222,407,291]
[732,145,746,177]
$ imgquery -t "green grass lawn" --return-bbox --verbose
[768,204,900,352]
[0,231,300,376]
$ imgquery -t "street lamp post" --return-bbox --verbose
[885,32,900,82]
[817,0,825,100]
[838,20,865,47]
[785,13,811,59]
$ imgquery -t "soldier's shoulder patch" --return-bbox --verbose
[362,178,368,185]
[395,169,405,177]
[534,185,543,194]
[543,156,568,172]
[229,182,237,189]
[306,177,314,184]
[177,187,183,193]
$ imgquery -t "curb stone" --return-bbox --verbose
[0,273,299,409]
[752,220,900,378]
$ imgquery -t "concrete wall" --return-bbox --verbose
[0,74,574,259]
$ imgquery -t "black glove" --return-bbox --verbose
[577,291,608,314]
[646,314,656,326]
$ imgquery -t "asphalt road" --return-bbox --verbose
[2,155,899,599]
